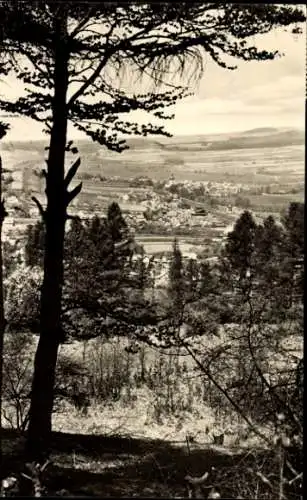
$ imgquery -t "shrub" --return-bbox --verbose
[2,332,35,431]
[86,339,131,403]
[4,264,42,332]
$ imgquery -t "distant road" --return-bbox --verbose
[134,234,198,242]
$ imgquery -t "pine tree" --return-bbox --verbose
[282,202,304,257]
[223,210,258,284]
[253,215,285,319]
[280,202,304,308]
[1,2,305,458]
[107,202,128,243]
[62,208,147,341]
[24,221,45,267]
[168,238,184,317]
[256,215,282,264]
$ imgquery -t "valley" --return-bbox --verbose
[1,127,304,259]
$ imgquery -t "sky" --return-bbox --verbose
[0,20,306,141]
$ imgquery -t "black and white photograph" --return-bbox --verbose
[0,2,305,497]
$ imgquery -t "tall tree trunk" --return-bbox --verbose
[0,154,7,477]
[26,9,69,460]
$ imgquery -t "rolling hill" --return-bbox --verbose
[0,127,304,184]
[1,126,304,154]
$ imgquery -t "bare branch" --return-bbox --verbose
[179,336,271,444]
[31,196,46,221]
[65,182,83,206]
[67,21,116,108]
[64,157,81,188]
[69,9,95,38]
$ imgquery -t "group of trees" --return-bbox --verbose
[15,200,305,343]
[161,205,303,500]
[17,201,305,335]
[0,0,305,464]
[20,202,152,340]
[166,203,303,324]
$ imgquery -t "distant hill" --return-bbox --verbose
[239,127,280,135]
[1,127,304,154]
[152,127,304,152]
[1,126,304,183]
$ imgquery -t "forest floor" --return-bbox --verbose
[2,427,271,498]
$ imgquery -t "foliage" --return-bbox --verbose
[63,207,153,341]
[279,202,304,307]
[170,204,304,500]
[168,238,184,316]
[16,206,159,342]
[2,240,23,279]
[222,210,257,285]
[2,332,35,431]
[24,221,45,268]
[4,264,42,333]
[107,202,129,243]
[85,338,132,404]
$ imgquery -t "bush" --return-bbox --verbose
[2,332,35,431]
[85,338,132,403]
[54,354,91,414]
[4,264,42,332]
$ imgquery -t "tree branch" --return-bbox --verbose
[65,182,83,206]
[69,9,95,38]
[31,196,46,221]
[179,335,271,444]
[64,157,81,188]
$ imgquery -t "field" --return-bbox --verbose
[1,128,304,186]
[134,235,204,255]
[248,192,304,209]
[2,130,303,260]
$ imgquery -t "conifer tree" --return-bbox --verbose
[24,221,45,268]
[168,238,184,317]
[280,202,304,307]
[251,215,286,319]
[107,202,128,243]
[223,210,258,284]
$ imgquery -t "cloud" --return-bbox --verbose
[244,75,304,101]
[240,74,305,117]
[197,26,306,101]
[1,22,305,140]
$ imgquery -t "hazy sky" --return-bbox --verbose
[0,22,306,141]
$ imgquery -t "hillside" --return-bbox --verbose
[1,126,304,154]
